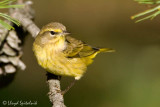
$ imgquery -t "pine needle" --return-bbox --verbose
[132,0,160,22]
[0,19,14,30]
[0,13,20,26]
[0,0,24,30]
[134,0,160,4]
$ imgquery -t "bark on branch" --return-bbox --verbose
[47,73,66,107]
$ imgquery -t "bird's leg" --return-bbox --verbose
[46,72,61,80]
[61,79,76,95]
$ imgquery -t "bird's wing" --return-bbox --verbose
[64,36,99,58]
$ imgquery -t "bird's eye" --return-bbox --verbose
[50,31,55,35]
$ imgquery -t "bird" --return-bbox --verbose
[33,22,114,80]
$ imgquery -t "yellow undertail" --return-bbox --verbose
[88,48,115,59]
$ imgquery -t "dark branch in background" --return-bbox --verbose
[0,0,66,107]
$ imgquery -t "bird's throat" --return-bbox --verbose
[48,36,66,52]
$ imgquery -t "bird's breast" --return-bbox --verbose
[33,42,86,79]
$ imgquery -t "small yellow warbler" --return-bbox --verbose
[33,22,114,80]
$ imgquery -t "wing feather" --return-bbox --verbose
[64,36,99,58]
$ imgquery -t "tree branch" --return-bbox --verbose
[9,1,40,37]
[8,1,66,107]
[47,73,66,107]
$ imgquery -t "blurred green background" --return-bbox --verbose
[1,0,160,107]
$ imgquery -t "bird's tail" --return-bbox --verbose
[84,47,115,65]
[87,47,115,59]
[99,48,115,53]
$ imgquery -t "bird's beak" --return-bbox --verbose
[63,31,70,35]
[58,31,70,37]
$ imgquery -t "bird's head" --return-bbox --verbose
[34,22,69,47]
